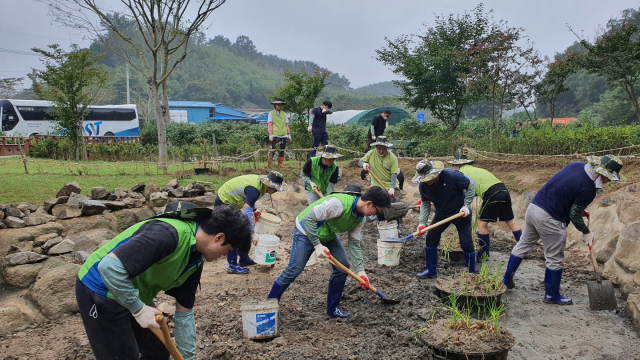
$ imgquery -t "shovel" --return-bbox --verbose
[584,212,616,310]
[326,254,400,304]
[312,187,324,199]
[150,314,184,360]
[382,212,465,243]
[382,202,417,221]
[368,168,387,190]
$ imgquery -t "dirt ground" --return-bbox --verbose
[1,157,639,359]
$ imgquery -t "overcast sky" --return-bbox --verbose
[1,0,637,90]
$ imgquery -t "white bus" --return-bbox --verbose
[0,99,139,137]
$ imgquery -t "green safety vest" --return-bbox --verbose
[458,165,501,198]
[296,193,363,242]
[270,110,287,136]
[78,218,202,305]
[218,175,267,209]
[305,156,337,194]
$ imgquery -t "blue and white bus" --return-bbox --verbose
[0,99,139,137]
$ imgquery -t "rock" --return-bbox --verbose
[91,186,111,200]
[0,292,45,334]
[157,301,176,316]
[114,208,155,232]
[4,216,25,228]
[51,204,82,219]
[4,252,47,266]
[68,229,116,253]
[113,187,128,200]
[615,192,640,225]
[596,234,619,263]
[122,197,144,209]
[74,250,91,264]
[42,236,63,251]
[0,222,6,229]
[599,196,613,207]
[614,223,640,273]
[17,203,37,213]
[166,187,184,198]
[43,197,69,213]
[627,292,640,330]
[34,206,48,215]
[2,262,44,288]
[101,201,126,211]
[8,241,34,254]
[143,183,161,200]
[293,183,300,193]
[22,216,51,226]
[58,213,118,236]
[0,209,4,220]
[33,233,59,247]
[56,182,81,197]
[0,222,64,255]
[131,182,146,193]
[150,192,169,207]
[4,205,24,218]
[167,178,180,188]
[204,191,214,197]
[67,192,90,208]
[47,239,75,255]
[30,262,82,319]
[81,200,106,216]
[184,183,206,197]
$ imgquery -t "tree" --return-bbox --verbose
[208,35,232,49]
[232,35,259,60]
[0,78,24,98]
[40,0,227,171]
[535,57,576,124]
[376,5,496,131]
[31,44,107,161]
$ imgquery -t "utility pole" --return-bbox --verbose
[126,63,130,104]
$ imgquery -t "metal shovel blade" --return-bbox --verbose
[587,280,616,311]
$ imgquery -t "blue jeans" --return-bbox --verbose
[276,227,349,286]
[425,211,474,253]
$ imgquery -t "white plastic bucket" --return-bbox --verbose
[377,221,398,241]
[255,213,281,235]
[377,239,403,266]
[254,234,280,265]
[240,299,279,340]
[305,250,317,267]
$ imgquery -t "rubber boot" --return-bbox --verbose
[476,232,490,261]
[267,280,289,301]
[512,229,522,242]
[265,156,272,168]
[239,251,256,267]
[326,277,350,318]
[226,249,249,274]
[501,254,523,289]
[278,156,286,168]
[416,247,438,279]
[464,252,476,274]
[543,268,573,305]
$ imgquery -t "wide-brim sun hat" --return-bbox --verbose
[270,97,287,105]
[412,160,445,183]
[319,145,343,159]
[154,201,213,222]
[447,153,474,165]
[259,171,288,191]
[587,155,626,183]
[371,135,393,147]
[331,184,362,196]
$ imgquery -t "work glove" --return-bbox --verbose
[362,163,371,171]
[357,270,370,289]
[307,125,312,133]
[309,181,319,191]
[415,199,422,206]
[251,232,260,246]
[269,135,274,142]
[460,206,470,217]
[322,108,327,114]
[254,210,262,223]
[133,305,161,329]
[582,210,590,219]
[388,188,395,197]
[416,224,427,235]
[314,243,330,259]
[583,232,594,248]
[287,134,292,141]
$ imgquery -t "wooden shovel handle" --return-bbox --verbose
[326,255,378,293]
[150,314,184,360]
[313,187,324,198]
[368,169,387,190]
[414,212,465,237]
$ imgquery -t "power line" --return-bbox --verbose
[0,48,42,57]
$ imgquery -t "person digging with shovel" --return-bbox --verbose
[75,202,252,360]
[413,159,476,278]
[502,155,625,305]
[300,144,342,205]
[215,171,288,274]
[447,151,522,260]
[267,185,391,318]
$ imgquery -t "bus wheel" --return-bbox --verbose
[104,132,115,144]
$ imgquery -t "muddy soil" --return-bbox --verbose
[420,319,515,355]
[1,158,639,359]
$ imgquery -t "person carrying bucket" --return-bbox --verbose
[266,97,291,168]
[267,185,391,318]
[502,155,625,305]
[75,201,251,360]
[413,159,476,278]
[216,171,288,274]
[447,150,522,260]
[300,144,342,205]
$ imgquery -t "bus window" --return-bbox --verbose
[1,106,19,131]
[114,108,136,121]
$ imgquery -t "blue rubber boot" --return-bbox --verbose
[476,232,490,260]
[543,268,573,305]
[501,254,523,289]
[267,280,289,301]
[416,247,438,279]
[326,277,350,318]
[239,251,257,267]
[464,252,476,274]
[226,249,249,274]
[512,229,522,242]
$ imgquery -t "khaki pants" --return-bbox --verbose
[511,203,567,270]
